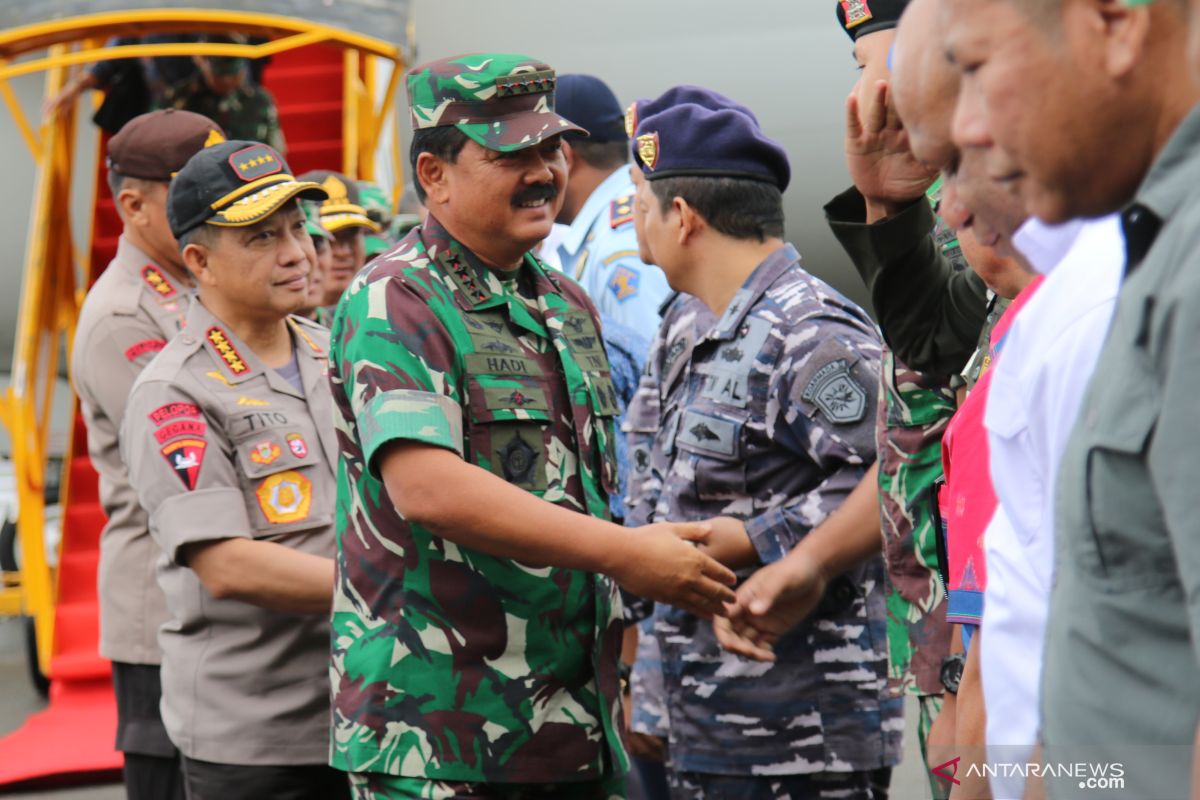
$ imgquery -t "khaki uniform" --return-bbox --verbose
[121,300,336,765]
[71,236,190,663]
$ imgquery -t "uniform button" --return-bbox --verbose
[181,335,195,345]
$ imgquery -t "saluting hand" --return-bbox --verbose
[614,522,737,619]
[712,549,828,662]
[844,80,938,220]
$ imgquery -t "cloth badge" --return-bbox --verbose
[141,265,177,299]
[237,396,269,407]
[802,358,868,424]
[675,410,738,457]
[149,402,202,426]
[609,196,634,229]
[228,143,283,182]
[153,419,206,445]
[841,0,873,28]
[160,437,206,490]
[637,132,660,171]
[207,326,250,375]
[255,470,312,524]
[608,266,641,303]
[250,440,282,466]
[286,433,308,458]
[124,338,167,361]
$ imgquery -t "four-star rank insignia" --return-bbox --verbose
[637,132,660,171]
[228,144,283,182]
[286,433,308,458]
[250,440,282,466]
[161,437,207,490]
[207,326,250,376]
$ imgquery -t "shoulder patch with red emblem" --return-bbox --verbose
[160,437,206,490]
[141,265,177,299]
[124,338,167,362]
[153,419,206,445]
[207,326,250,376]
[610,195,635,229]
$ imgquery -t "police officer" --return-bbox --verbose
[625,89,900,799]
[326,53,736,799]
[553,74,670,339]
[121,140,349,800]
[297,169,379,314]
[71,108,222,800]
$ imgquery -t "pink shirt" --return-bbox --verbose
[939,277,1042,625]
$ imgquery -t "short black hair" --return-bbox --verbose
[649,176,784,242]
[567,139,628,171]
[409,127,470,203]
[177,223,218,252]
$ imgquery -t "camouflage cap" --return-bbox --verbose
[302,199,333,241]
[167,140,326,238]
[298,170,381,234]
[356,180,394,228]
[406,53,585,152]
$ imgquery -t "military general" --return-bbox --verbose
[326,53,737,799]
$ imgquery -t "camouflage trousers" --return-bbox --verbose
[665,768,892,800]
[347,773,624,800]
[918,694,951,800]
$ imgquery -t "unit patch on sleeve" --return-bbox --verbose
[141,265,177,299]
[153,419,206,445]
[160,437,207,490]
[255,470,312,524]
[149,402,202,426]
[802,359,868,424]
[124,338,167,362]
[608,266,641,303]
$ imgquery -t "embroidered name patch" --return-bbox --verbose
[153,419,206,445]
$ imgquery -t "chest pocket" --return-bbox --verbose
[560,308,622,495]
[463,357,553,493]
[673,409,747,500]
[1081,399,1173,591]
[233,421,330,536]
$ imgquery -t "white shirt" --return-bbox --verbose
[981,214,1124,799]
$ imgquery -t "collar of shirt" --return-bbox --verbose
[117,234,190,297]
[556,166,633,259]
[703,243,799,342]
[1123,102,1200,274]
[1012,217,1086,275]
[419,214,559,337]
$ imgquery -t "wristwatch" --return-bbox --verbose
[940,653,966,694]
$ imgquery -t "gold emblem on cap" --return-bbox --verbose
[320,175,349,207]
[204,129,226,148]
[841,0,873,28]
[637,132,660,171]
[624,102,639,140]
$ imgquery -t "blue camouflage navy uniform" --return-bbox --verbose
[556,167,671,335]
[625,244,902,799]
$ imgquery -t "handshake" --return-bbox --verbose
[613,516,824,662]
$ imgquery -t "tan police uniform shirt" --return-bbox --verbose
[71,236,190,664]
[120,300,336,765]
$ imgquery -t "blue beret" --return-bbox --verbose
[624,84,759,138]
[633,102,790,192]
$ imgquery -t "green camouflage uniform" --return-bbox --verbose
[328,54,624,799]
[875,178,964,799]
[158,75,285,152]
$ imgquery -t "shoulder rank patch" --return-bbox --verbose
[802,359,867,424]
[256,470,312,524]
[149,402,202,426]
[286,433,308,458]
[207,326,250,376]
[160,437,206,490]
[124,338,167,362]
[141,265,177,299]
[841,0,873,28]
[608,266,641,303]
[250,440,282,466]
[610,195,634,229]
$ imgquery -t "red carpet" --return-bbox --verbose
[0,43,346,789]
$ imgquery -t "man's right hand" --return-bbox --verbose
[712,548,828,661]
[612,522,737,618]
[845,79,938,221]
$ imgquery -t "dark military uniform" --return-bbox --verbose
[158,76,284,152]
[626,245,902,797]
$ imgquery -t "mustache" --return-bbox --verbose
[511,183,558,206]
